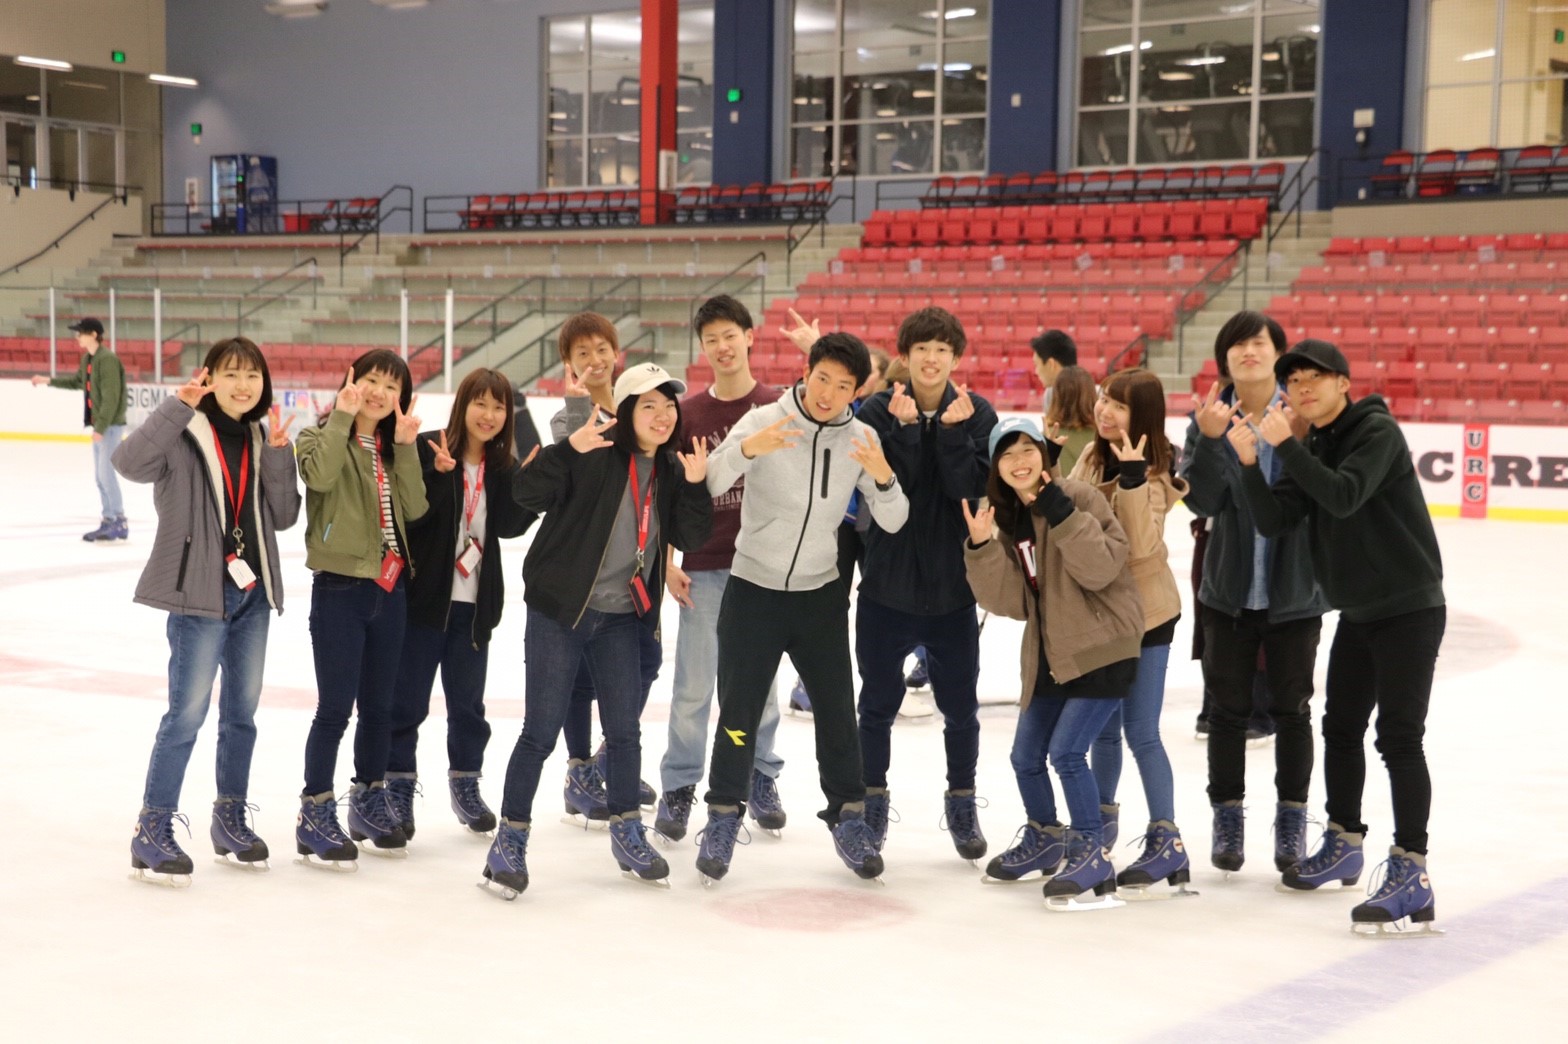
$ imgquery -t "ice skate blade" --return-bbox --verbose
[1352,920,1444,939]
[1275,879,1356,894]
[560,813,612,832]
[699,873,721,889]
[295,854,358,873]
[621,869,672,888]
[478,879,521,901]
[981,868,1053,884]
[356,843,408,859]
[1245,734,1276,749]
[1044,893,1124,912]
[213,854,270,871]
[129,868,192,888]
[1120,883,1200,902]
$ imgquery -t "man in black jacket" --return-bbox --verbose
[854,307,998,863]
[1230,340,1446,935]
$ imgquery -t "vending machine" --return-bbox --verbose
[210,154,278,233]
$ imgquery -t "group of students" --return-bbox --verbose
[71,285,1443,933]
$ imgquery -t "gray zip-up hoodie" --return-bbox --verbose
[708,383,908,592]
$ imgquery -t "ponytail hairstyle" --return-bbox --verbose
[445,367,517,471]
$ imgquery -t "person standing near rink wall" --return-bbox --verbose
[30,317,129,542]
[1230,339,1447,937]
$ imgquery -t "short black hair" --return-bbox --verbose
[808,331,873,388]
[693,294,754,337]
[1213,310,1287,380]
[198,336,274,424]
[611,380,685,460]
[1030,329,1077,368]
[897,306,968,358]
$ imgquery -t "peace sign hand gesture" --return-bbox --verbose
[568,412,617,453]
[176,367,211,409]
[1110,430,1148,462]
[741,415,804,459]
[266,405,295,448]
[562,363,588,400]
[676,436,709,483]
[335,366,362,415]
[1191,381,1241,439]
[960,497,995,547]
[393,394,421,446]
[849,433,893,486]
[428,430,457,472]
[939,384,975,427]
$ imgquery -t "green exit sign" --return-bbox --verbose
[111,50,126,64]
[190,123,202,136]
[1557,28,1565,44]
[726,87,742,103]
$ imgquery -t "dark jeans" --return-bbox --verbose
[856,597,981,790]
[562,611,660,761]
[501,608,644,822]
[304,573,407,795]
[387,602,492,775]
[1202,605,1322,804]
[707,577,864,817]
[1322,606,1445,854]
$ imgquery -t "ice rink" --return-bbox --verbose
[2,435,1565,1042]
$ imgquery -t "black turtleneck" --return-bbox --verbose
[207,410,263,579]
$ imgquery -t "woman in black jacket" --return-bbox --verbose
[386,369,537,841]
[481,364,713,899]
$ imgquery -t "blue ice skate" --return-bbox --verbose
[610,815,670,886]
[831,807,885,881]
[448,772,496,834]
[654,784,697,842]
[1043,829,1122,911]
[1212,802,1245,873]
[347,781,407,856]
[295,792,358,871]
[941,790,988,862]
[1273,801,1309,872]
[480,820,530,900]
[592,745,656,810]
[385,773,419,840]
[1351,848,1441,938]
[748,770,787,836]
[982,821,1066,882]
[131,809,193,887]
[1117,821,1197,899]
[210,799,269,870]
[562,758,610,829]
[1279,822,1364,892]
[863,787,897,851]
[695,806,748,886]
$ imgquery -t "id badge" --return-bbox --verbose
[455,537,483,578]
[627,572,653,617]
[376,550,404,592]
[225,554,258,592]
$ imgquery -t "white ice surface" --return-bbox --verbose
[2,440,1566,1042]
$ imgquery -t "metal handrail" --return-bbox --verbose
[1171,239,1253,371]
[1107,332,1151,374]
[406,276,549,366]
[5,176,138,198]
[2,193,133,276]
[235,256,321,330]
[337,184,414,269]
[496,275,644,388]
[685,251,768,363]
[159,320,204,375]
[785,187,852,284]
[1266,147,1329,250]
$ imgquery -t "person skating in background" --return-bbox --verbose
[1231,339,1446,935]
[964,417,1146,909]
[657,296,789,843]
[1182,311,1326,879]
[385,369,537,842]
[482,364,712,898]
[294,351,429,868]
[112,338,301,884]
[31,317,129,541]
[1070,368,1194,895]
[695,332,907,885]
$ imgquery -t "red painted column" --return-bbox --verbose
[639,0,678,225]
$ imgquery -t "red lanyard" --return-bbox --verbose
[210,427,251,541]
[627,456,655,568]
[462,459,486,537]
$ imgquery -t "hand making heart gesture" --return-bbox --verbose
[939,384,975,427]
[887,381,919,425]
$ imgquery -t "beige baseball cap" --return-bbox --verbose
[613,362,687,408]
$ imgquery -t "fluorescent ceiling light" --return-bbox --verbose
[1460,49,1496,62]
[917,62,973,71]
[1159,70,1196,80]
[149,74,199,88]
[371,0,429,8]
[1176,56,1226,66]
[675,104,694,113]
[921,6,977,17]
[1304,23,1320,33]
[62,80,109,90]
[15,56,73,71]
[25,94,40,102]
[912,89,936,98]
[1103,41,1153,56]
[264,1,327,16]
[793,96,811,104]
[875,132,896,140]
[1262,50,1281,61]
[876,107,897,116]
[549,111,569,119]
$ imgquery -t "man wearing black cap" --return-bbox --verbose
[31,317,129,541]
[1227,338,1446,936]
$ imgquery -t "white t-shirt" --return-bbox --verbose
[451,461,486,604]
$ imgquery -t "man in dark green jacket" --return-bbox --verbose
[1230,339,1446,936]
[31,318,129,541]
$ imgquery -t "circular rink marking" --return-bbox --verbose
[711,887,913,932]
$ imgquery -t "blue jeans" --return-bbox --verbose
[387,602,492,775]
[142,578,271,811]
[1010,693,1121,833]
[662,568,783,792]
[95,424,126,518]
[1091,643,1176,823]
[501,608,645,822]
[562,610,661,761]
[304,573,407,795]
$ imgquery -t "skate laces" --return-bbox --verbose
[1003,824,1049,864]
[495,823,529,868]
[354,787,398,832]
[152,811,191,853]
[662,786,695,820]
[697,813,750,858]
[864,794,900,836]
[1299,825,1344,873]
[452,776,487,815]
[574,762,609,802]
[1272,807,1311,855]
[304,797,348,841]
[938,794,987,837]
[1214,805,1245,849]
[217,801,262,844]
[751,773,782,811]
[612,819,658,862]
[835,816,879,860]
[1362,854,1410,901]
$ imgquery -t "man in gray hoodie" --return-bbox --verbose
[694,333,908,884]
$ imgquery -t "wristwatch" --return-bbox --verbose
[875,474,897,492]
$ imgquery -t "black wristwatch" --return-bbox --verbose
[875,474,897,492]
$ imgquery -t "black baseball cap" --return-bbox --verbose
[1275,339,1350,382]
[68,318,105,336]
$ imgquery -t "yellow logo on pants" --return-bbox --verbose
[725,728,748,746]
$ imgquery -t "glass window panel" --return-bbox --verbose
[677,64,713,130]
[1427,0,1497,85]
[794,0,839,52]
[679,7,715,67]
[845,119,935,175]
[5,120,39,184]
[942,40,988,114]
[47,68,119,124]
[546,137,584,188]
[842,0,936,52]
[590,70,641,134]
[789,123,834,178]
[842,44,937,120]
[1,62,43,117]
[1082,0,1135,29]
[588,134,639,187]
[1141,0,1256,22]
[1138,19,1255,104]
[550,17,588,67]
[123,74,158,132]
[49,125,78,186]
[677,129,713,184]
[1078,108,1131,165]
[1498,79,1568,151]
[1423,84,1494,150]
[940,116,986,172]
[1257,97,1314,157]
[1081,28,1138,107]
[944,1,990,40]
[1501,2,1564,81]
[84,129,115,188]
[547,70,586,136]
[1261,14,1318,95]
[793,51,836,124]
[1264,0,1318,10]
[589,13,643,70]
[1138,101,1251,162]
